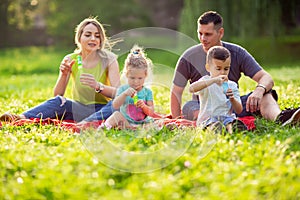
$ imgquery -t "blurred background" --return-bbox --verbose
[1,0,300,65]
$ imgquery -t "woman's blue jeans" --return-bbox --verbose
[22,96,115,122]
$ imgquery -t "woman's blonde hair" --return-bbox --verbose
[74,16,119,53]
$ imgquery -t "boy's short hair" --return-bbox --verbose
[206,46,231,64]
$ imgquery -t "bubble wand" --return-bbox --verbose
[77,55,83,69]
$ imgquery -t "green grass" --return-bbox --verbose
[230,36,300,66]
[0,46,68,75]
[0,47,300,199]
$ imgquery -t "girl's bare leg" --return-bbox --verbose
[105,111,130,129]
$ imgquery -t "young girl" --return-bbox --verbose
[189,46,246,134]
[101,45,154,129]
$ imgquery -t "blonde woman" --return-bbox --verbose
[1,17,120,122]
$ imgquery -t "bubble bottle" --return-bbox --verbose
[222,82,229,94]
[133,95,138,105]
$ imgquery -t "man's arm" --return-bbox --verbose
[170,84,185,118]
[251,69,274,91]
[247,69,274,112]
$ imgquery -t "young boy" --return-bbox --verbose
[189,46,246,134]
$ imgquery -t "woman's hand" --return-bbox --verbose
[54,57,75,96]
[79,73,98,89]
[60,57,75,76]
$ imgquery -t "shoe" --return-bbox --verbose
[232,119,248,132]
[165,122,178,131]
[276,108,300,126]
[0,112,21,122]
[209,121,225,134]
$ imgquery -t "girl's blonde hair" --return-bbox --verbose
[121,45,153,84]
[125,45,152,72]
[124,45,152,74]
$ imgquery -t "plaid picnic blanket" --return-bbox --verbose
[0,113,255,133]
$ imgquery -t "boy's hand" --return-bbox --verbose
[214,75,228,86]
[226,88,235,100]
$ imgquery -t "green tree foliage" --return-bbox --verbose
[0,0,41,47]
[1,0,299,48]
[179,0,299,41]
[0,0,152,47]
[41,0,152,46]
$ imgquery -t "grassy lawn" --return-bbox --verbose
[0,47,300,199]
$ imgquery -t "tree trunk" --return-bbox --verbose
[0,0,10,48]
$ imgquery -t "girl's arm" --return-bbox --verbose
[53,57,75,96]
[137,100,154,116]
[112,87,136,109]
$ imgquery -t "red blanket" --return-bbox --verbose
[0,114,255,132]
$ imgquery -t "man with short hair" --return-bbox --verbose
[170,10,300,126]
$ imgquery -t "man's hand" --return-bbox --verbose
[248,69,274,113]
[246,89,264,113]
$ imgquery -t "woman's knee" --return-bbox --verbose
[55,95,67,107]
